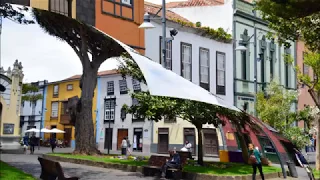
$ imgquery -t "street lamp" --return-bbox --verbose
[139,0,178,69]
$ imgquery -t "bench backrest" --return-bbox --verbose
[38,157,65,180]
[147,155,169,167]
[177,151,189,166]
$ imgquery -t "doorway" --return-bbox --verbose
[203,129,219,156]
[64,128,72,147]
[158,128,169,154]
[133,128,143,152]
[184,128,196,155]
[117,129,128,150]
[104,128,113,150]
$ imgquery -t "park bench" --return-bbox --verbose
[166,151,189,179]
[38,157,79,180]
[142,155,169,176]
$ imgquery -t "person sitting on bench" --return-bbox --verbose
[161,149,181,179]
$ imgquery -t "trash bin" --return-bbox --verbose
[287,161,298,178]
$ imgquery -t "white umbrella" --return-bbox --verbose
[25,128,40,133]
[51,128,65,133]
[40,128,52,133]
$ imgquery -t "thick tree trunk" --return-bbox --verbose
[196,127,204,166]
[316,118,320,170]
[73,64,100,155]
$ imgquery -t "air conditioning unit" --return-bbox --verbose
[122,0,131,5]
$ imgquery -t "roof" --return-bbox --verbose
[144,2,192,23]
[167,0,224,8]
[62,69,119,81]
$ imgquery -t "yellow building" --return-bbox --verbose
[44,75,97,148]
[0,60,24,151]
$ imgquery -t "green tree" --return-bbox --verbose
[21,83,43,116]
[118,55,254,165]
[256,80,312,149]
[0,3,34,24]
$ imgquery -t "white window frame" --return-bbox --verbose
[105,99,115,121]
[199,48,210,84]
[67,84,73,90]
[160,36,172,70]
[132,78,141,91]
[53,85,59,96]
[119,79,128,94]
[121,0,132,6]
[51,102,59,117]
[181,43,192,81]
[107,81,114,95]
[216,52,226,95]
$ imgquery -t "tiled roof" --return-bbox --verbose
[167,0,224,8]
[144,2,192,23]
[64,69,119,81]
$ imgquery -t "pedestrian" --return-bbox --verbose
[50,136,57,153]
[248,143,265,180]
[161,149,181,179]
[121,137,127,156]
[310,138,315,152]
[294,148,315,180]
[126,137,131,155]
[23,133,29,154]
[184,140,193,160]
[29,134,37,154]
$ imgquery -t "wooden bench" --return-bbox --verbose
[142,155,170,176]
[167,151,189,180]
[38,157,79,180]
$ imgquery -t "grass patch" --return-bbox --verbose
[184,162,281,176]
[313,169,320,179]
[49,153,148,166]
[0,161,35,180]
[49,153,281,176]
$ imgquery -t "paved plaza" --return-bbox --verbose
[0,147,316,180]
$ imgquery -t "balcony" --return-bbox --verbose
[60,114,72,125]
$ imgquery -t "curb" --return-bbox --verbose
[43,154,284,180]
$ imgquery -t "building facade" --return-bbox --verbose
[7,0,145,53]
[0,60,24,150]
[96,70,152,153]
[20,80,48,138]
[44,76,97,148]
[144,2,232,155]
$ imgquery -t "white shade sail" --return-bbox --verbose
[25,128,40,133]
[40,128,52,133]
[51,128,65,133]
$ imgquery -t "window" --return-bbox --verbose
[107,81,114,95]
[67,84,73,91]
[105,99,115,121]
[270,51,274,78]
[216,52,226,95]
[121,0,132,6]
[259,51,265,91]
[181,43,192,81]
[241,46,247,80]
[53,84,59,97]
[284,47,291,88]
[199,48,210,90]
[61,101,69,115]
[49,0,71,17]
[102,0,134,21]
[132,78,141,92]
[159,36,172,70]
[132,98,143,121]
[51,102,59,118]
[119,79,128,94]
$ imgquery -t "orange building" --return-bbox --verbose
[296,41,315,128]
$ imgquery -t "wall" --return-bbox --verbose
[169,1,233,33]
[296,41,315,128]
[44,79,97,148]
[30,0,77,18]
[95,0,145,54]
[97,73,152,153]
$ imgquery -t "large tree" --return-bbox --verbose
[257,0,320,170]
[118,55,255,165]
[31,9,126,154]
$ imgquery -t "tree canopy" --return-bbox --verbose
[21,83,43,104]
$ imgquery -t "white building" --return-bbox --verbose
[143,2,233,155]
[96,70,152,153]
[20,80,47,137]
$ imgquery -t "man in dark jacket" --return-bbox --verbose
[294,148,315,180]
[29,134,37,154]
[161,150,181,179]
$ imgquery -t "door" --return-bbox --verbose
[203,129,219,156]
[117,129,128,150]
[158,128,169,154]
[133,128,143,152]
[184,128,196,155]
[104,128,113,150]
[64,128,72,147]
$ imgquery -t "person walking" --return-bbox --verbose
[29,134,37,154]
[248,143,265,180]
[23,133,29,154]
[121,137,127,156]
[50,136,57,153]
[126,137,131,155]
[294,148,315,180]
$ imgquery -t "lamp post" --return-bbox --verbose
[38,81,47,150]
[104,96,116,155]
[139,0,178,69]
